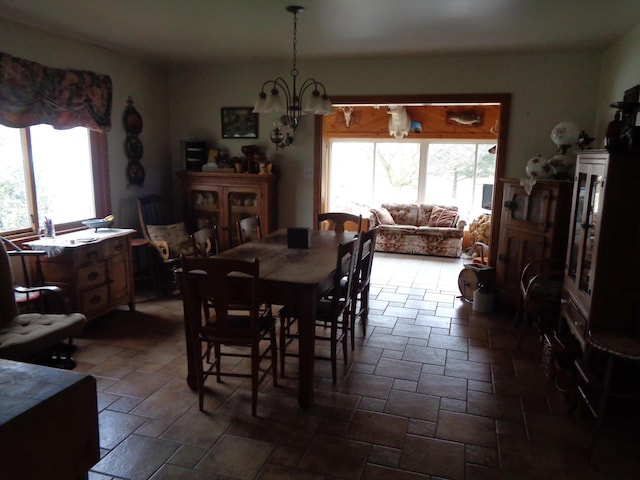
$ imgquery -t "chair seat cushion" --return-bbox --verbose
[146,222,194,258]
[0,312,87,361]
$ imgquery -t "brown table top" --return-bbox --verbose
[220,229,357,286]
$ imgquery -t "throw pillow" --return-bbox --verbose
[146,222,194,257]
[428,206,458,227]
[370,207,395,225]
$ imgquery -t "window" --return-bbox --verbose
[0,124,110,236]
[327,139,495,222]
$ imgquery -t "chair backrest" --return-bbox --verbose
[317,212,362,233]
[0,241,19,324]
[236,216,263,244]
[354,227,379,289]
[191,226,219,257]
[137,195,176,241]
[181,255,261,340]
[330,238,359,315]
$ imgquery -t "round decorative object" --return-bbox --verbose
[125,135,143,160]
[525,155,551,179]
[127,160,145,186]
[458,268,479,302]
[123,96,143,134]
[550,120,580,148]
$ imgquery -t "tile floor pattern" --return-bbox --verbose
[69,253,640,480]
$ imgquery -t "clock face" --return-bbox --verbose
[127,160,145,186]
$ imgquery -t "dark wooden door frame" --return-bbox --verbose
[314,93,511,267]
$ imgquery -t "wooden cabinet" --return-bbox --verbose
[27,229,135,321]
[176,171,278,251]
[494,178,573,305]
[561,150,640,351]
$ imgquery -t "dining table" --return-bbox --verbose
[182,228,357,408]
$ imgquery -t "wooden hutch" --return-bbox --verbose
[176,171,278,251]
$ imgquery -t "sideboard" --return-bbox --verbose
[26,228,135,321]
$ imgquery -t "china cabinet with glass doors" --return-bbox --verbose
[560,150,640,351]
[176,171,278,251]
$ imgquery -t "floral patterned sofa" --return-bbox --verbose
[369,203,466,257]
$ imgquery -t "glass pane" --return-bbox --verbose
[568,172,586,281]
[328,142,374,212]
[579,173,602,293]
[373,143,419,204]
[30,124,95,224]
[0,125,30,231]
[426,143,495,221]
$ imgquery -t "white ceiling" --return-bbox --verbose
[1,0,640,67]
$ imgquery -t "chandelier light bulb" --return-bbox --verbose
[253,5,333,149]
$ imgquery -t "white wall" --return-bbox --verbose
[4,17,638,231]
[169,52,602,227]
[0,19,171,230]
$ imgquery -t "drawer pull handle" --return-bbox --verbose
[87,271,99,281]
[87,250,98,259]
[114,244,124,252]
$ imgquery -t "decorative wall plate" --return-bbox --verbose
[125,135,143,160]
[123,96,143,134]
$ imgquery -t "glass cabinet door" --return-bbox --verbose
[227,190,260,246]
[191,189,220,230]
[578,169,603,295]
[566,164,605,304]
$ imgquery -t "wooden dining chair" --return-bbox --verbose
[515,258,565,348]
[316,212,362,233]
[349,227,379,349]
[236,216,263,245]
[180,255,278,416]
[191,226,219,257]
[279,237,358,383]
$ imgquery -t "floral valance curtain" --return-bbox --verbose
[0,52,112,132]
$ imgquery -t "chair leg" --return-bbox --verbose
[251,343,259,417]
[342,313,349,366]
[330,320,338,384]
[360,285,370,337]
[589,353,615,457]
[349,294,357,351]
[270,327,278,387]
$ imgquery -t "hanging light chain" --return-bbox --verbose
[291,9,298,79]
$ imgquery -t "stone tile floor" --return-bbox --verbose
[73,253,640,479]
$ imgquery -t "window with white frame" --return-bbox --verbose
[327,139,496,222]
[0,124,98,235]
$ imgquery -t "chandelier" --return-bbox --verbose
[252,5,333,149]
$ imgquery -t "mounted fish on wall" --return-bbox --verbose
[446,109,483,126]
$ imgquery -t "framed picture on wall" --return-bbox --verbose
[221,107,259,139]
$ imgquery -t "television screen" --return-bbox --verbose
[481,184,493,211]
